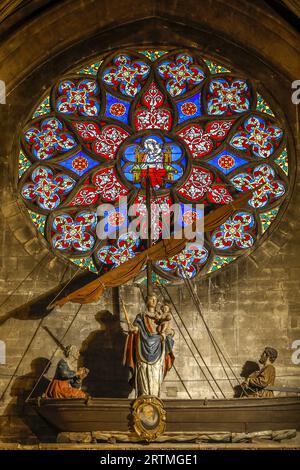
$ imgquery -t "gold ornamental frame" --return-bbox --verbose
[132,395,166,442]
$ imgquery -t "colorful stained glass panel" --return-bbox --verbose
[176,92,202,123]
[207,151,248,175]
[56,151,100,176]
[18,47,289,278]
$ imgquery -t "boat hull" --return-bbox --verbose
[28,396,300,433]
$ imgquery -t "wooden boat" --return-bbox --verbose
[28,396,300,433]
[26,178,300,439]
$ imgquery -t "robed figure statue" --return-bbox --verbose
[45,345,89,399]
[241,347,278,398]
[123,294,175,397]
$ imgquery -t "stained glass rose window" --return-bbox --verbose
[18,48,289,282]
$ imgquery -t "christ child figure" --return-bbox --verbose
[155,302,174,337]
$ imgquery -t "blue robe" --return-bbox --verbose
[54,359,81,389]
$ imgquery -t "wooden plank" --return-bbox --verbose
[30,397,300,433]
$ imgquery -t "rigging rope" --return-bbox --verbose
[0,261,82,401]
[0,252,49,313]
[46,265,83,310]
[158,284,224,398]
[146,159,250,395]
[0,316,44,402]
[0,252,59,399]
[25,304,83,402]
[181,272,250,396]
[182,273,235,394]
[172,363,192,399]
[148,284,192,399]
[191,280,256,395]
[59,264,71,285]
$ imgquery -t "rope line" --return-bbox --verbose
[0,317,44,401]
[182,274,235,395]
[192,279,256,395]
[0,252,49,312]
[0,264,82,401]
[172,363,192,399]
[158,284,223,398]
[46,266,83,310]
[26,304,83,402]
[181,272,251,396]
[154,285,192,398]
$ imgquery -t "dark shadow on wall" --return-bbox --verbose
[80,310,132,398]
[3,357,57,443]
[0,271,97,326]
[233,360,260,398]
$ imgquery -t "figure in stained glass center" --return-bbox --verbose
[45,345,89,399]
[134,138,173,189]
[123,294,175,397]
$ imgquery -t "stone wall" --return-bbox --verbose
[1,184,300,442]
[0,0,299,443]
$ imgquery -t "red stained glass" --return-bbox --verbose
[18,48,288,280]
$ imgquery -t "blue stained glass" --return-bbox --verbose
[211,212,254,250]
[170,145,183,162]
[97,232,140,267]
[157,55,205,97]
[172,163,184,176]
[176,203,204,229]
[124,147,136,163]
[56,151,100,176]
[176,92,202,123]
[105,93,131,124]
[207,151,248,175]
[102,205,128,237]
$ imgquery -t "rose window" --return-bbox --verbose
[18,48,289,282]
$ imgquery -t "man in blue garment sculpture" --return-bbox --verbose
[45,345,88,399]
[124,294,175,397]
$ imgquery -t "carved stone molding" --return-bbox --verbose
[56,428,297,444]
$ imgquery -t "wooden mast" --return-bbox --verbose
[145,169,153,297]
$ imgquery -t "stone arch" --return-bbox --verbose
[0,1,299,443]
[1,10,297,279]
